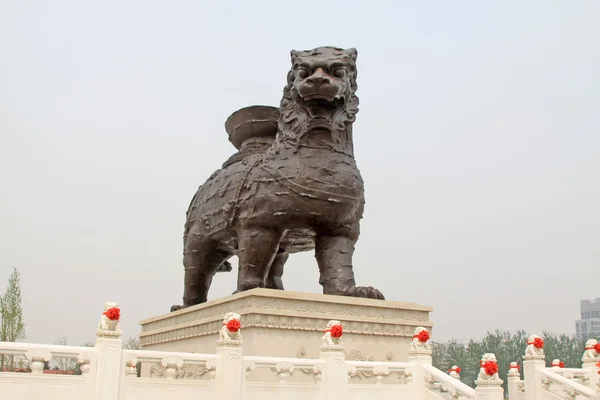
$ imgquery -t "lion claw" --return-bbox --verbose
[346,286,385,300]
[170,305,185,312]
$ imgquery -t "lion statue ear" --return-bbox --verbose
[347,48,358,61]
[290,49,299,60]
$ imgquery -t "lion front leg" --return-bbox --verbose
[98,318,108,331]
[315,234,385,300]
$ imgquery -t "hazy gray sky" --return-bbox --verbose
[1,1,599,347]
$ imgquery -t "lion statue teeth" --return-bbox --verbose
[171,46,384,312]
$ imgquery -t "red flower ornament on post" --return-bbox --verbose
[322,320,343,346]
[103,307,121,321]
[227,319,241,333]
[483,361,499,376]
[330,324,343,339]
[551,359,565,368]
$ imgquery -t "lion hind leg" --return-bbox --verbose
[266,248,288,290]
[235,227,283,293]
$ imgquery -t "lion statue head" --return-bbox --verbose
[325,320,341,330]
[481,353,498,364]
[277,46,359,150]
[104,301,119,311]
[223,312,241,325]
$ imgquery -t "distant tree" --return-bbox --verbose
[123,336,142,350]
[54,337,77,372]
[0,268,26,371]
[122,336,142,377]
[541,331,587,368]
[432,330,595,393]
[72,340,95,375]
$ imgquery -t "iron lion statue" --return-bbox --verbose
[171,46,384,311]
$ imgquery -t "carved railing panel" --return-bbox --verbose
[538,369,597,400]
[243,355,325,384]
[123,349,218,381]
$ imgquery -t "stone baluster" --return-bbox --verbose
[76,353,91,376]
[272,362,294,383]
[205,359,216,381]
[215,312,244,400]
[94,301,124,400]
[25,349,52,375]
[320,320,348,400]
[523,334,545,400]
[372,365,390,385]
[408,326,432,400]
[124,355,138,377]
[312,365,322,384]
[160,356,183,380]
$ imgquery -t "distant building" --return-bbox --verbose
[575,298,600,338]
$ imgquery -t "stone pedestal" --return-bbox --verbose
[139,288,433,363]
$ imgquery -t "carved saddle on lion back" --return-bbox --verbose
[171,46,384,312]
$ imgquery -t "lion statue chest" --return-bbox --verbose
[237,144,365,225]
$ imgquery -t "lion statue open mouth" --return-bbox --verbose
[171,46,383,312]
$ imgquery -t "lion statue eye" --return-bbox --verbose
[333,68,346,78]
[298,68,309,79]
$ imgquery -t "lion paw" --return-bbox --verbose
[346,286,385,300]
[170,305,186,312]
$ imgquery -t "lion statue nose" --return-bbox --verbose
[305,69,332,90]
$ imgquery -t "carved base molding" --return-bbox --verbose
[139,289,433,363]
[140,289,433,347]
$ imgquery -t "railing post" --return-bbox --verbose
[215,312,244,400]
[581,339,600,392]
[474,353,504,400]
[94,301,123,400]
[522,334,545,400]
[319,320,348,400]
[408,327,433,400]
[506,362,523,400]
